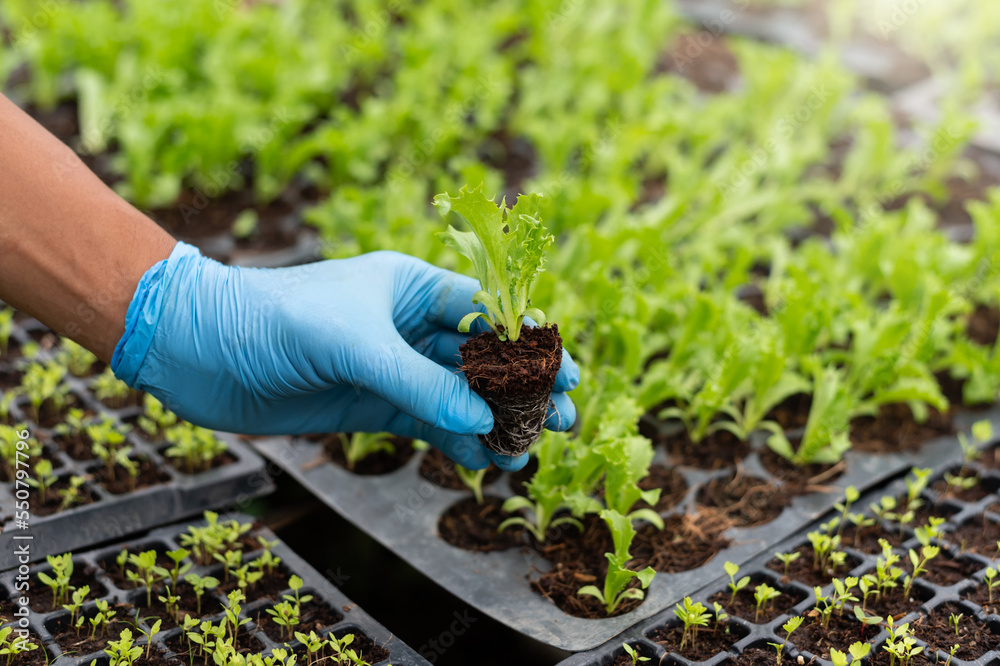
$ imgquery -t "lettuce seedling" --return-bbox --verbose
[26,459,56,504]
[622,643,650,665]
[137,394,178,437]
[577,510,656,616]
[164,422,228,473]
[336,432,394,471]
[765,364,851,466]
[435,184,552,342]
[455,464,488,505]
[55,338,97,377]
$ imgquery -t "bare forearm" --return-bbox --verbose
[0,93,176,362]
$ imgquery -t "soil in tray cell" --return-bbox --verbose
[309,432,415,475]
[962,581,1000,615]
[631,509,731,573]
[849,403,953,454]
[731,646,783,666]
[53,428,99,460]
[763,392,812,431]
[839,522,907,554]
[0,366,22,391]
[782,613,882,660]
[922,552,982,588]
[27,474,99,516]
[166,626,267,665]
[28,397,82,429]
[766,545,863,588]
[648,619,748,662]
[662,429,751,470]
[98,541,179,589]
[290,628,390,666]
[981,443,1000,470]
[253,597,344,641]
[47,602,136,658]
[2,636,52,666]
[758,447,845,493]
[695,471,786,528]
[708,578,808,625]
[944,513,1000,556]
[438,496,525,552]
[418,447,501,490]
[866,580,935,620]
[95,457,172,495]
[637,462,688,513]
[133,580,208,630]
[912,603,1000,661]
[159,446,238,475]
[29,564,107,613]
[931,469,992,503]
[219,565,292,602]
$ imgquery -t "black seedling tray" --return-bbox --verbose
[250,407,1000,652]
[556,453,1000,666]
[0,315,274,570]
[0,513,430,665]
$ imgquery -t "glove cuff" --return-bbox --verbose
[111,240,203,386]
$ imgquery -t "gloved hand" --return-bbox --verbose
[112,242,579,471]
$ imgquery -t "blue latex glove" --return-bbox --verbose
[112,242,579,471]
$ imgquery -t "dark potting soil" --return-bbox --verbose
[50,610,131,657]
[758,448,845,493]
[530,561,645,619]
[910,497,960,528]
[53,431,97,460]
[911,604,1000,660]
[417,447,501,490]
[631,510,731,573]
[731,647,779,666]
[31,399,79,429]
[254,598,344,640]
[438,496,524,552]
[98,391,143,410]
[29,566,107,613]
[314,433,416,475]
[159,448,238,475]
[96,457,172,495]
[637,462,689,513]
[476,130,537,195]
[865,588,930,620]
[657,33,740,94]
[6,638,51,666]
[980,444,1000,469]
[931,472,991,503]
[165,626,265,665]
[962,584,999,615]
[134,581,206,629]
[839,523,906,554]
[0,366,21,391]
[765,545,862,588]
[98,545,178,589]
[922,553,981,587]
[695,471,786,527]
[784,613,879,660]
[149,186,304,254]
[662,428,751,470]
[945,515,1000,556]
[508,455,537,496]
[849,403,953,454]
[709,584,807,625]
[219,569,292,601]
[460,325,563,458]
[648,622,746,661]
[967,304,1000,347]
[764,392,813,431]
[27,475,98,516]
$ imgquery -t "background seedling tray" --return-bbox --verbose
[250,409,999,652]
[0,316,275,570]
[557,449,1000,666]
[0,513,430,665]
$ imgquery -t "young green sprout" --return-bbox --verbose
[767,616,803,666]
[62,585,90,635]
[37,552,74,608]
[163,422,228,473]
[26,458,57,504]
[158,586,180,622]
[0,626,39,666]
[58,475,88,511]
[104,627,143,666]
[958,420,992,472]
[985,567,998,605]
[883,616,923,666]
[712,601,729,634]
[90,367,132,407]
[137,619,162,662]
[725,561,750,604]
[673,597,711,651]
[833,486,860,538]
[576,510,655,616]
[56,338,97,377]
[184,573,219,615]
[830,642,871,666]
[88,599,117,641]
[948,612,963,636]
[337,431,394,471]
[773,551,800,578]
[944,644,960,666]
[165,548,191,589]
[753,582,781,623]
[126,550,168,606]
[903,545,939,599]
[622,643,650,665]
[455,464,488,505]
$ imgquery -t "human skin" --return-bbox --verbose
[0,92,176,362]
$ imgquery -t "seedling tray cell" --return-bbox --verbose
[557,453,1000,666]
[0,316,274,570]
[250,414,1000,652]
[0,513,429,665]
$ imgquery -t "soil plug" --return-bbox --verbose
[435,185,563,457]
